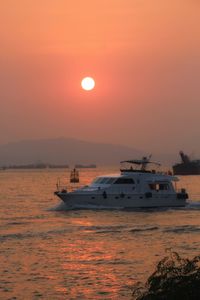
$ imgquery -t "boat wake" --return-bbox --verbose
[48,201,71,211]
[184,200,200,210]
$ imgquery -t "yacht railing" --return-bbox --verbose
[56,178,84,192]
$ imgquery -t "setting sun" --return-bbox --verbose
[81,77,95,91]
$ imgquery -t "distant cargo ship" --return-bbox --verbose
[173,151,200,175]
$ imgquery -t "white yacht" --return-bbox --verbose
[54,157,188,209]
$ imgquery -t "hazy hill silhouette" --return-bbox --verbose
[0,138,144,166]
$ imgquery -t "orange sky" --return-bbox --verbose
[0,0,200,153]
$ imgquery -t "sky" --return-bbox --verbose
[0,0,200,154]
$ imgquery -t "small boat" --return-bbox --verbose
[173,151,200,175]
[70,168,79,183]
[55,156,188,209]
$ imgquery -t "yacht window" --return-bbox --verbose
[149,184,156,190]
[159,183,169,190]
[149,183,169,191]
[114,178,135,184]
[100,178,110,184]
[92,178,103,184]
[93,177,111,184]
[106,178,116,184]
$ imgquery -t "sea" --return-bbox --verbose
[1,168,200,300]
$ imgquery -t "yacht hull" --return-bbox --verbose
[55,192,187,209]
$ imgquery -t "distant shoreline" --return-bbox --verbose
[0,164,69,170]
[0,164,98,170]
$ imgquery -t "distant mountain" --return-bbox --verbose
[0,137,180,167]
[0,138,144,166]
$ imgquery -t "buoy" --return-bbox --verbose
[70,168,79,183]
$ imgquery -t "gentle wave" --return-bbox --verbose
[130,226,159,233]
[6,221,29,226]
[164,225,200,233]
[62,259,132,265]
[0,224,128,241]
[0,228,73,242]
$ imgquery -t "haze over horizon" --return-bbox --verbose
[0,136,185,166]
[1,1,200,154]
[0,136,199,158]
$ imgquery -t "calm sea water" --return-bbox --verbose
[1,168,200,300]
